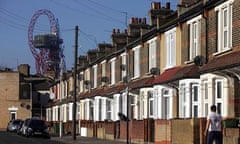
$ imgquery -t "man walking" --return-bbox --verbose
[204,105,223,144]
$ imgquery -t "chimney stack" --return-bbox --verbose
[148,2,176,26]
[18,64,30,76]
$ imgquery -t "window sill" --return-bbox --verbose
[213,48,232,56]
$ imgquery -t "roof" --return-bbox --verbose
[200,51,240,73]
[128,76,155,89]
[153,65,199,84]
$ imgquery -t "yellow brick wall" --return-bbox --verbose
[0,72,31,129]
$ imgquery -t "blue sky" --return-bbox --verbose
[0,0,178,74]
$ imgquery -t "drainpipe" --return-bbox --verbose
[202,9,208,64]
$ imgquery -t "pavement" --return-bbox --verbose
[50,134,127,144]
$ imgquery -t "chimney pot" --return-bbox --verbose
[157,2,161,9]
[135,18,138,24]
[130,17,135,24]
[112,29,116,34]
[139,18,142,23]
[143,18,147,24]
[166,2,170,9]
[117,29,120,33]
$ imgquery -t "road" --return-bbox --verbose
[0,131,127,144]
[0,131,65,144]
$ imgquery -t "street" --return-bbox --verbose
[0,131,65,144]
[0,130,127,144]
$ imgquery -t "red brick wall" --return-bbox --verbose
[131,120,144,141]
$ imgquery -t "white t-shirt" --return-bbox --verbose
[207,112,222,132]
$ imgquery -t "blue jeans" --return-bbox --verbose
[207,131,222,144]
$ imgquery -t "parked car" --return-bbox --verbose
[17,118,30,135]
[22,118,50,138]
[6,119,23,132]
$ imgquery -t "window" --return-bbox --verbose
[77,103,80,120]
[203,80,208,117]
[110,58,116,85]
[179,80,199,118]
[187,15,201,60]
[148,37,157,72]
[133,46,140,78]
[130,95,138,119]
[119,95,123,114]
[85,69,90,90]
[79,72,84,93]
[99,99,102,121]
[165,28,176,68]
[215,0,233,52]
[162,89,171,119]
[179,84,187,117]
[106,99,112,120]
[192,84,199,117]
[94,97,103,121]
[93,65,97,88]
[215,79,223,114]
[101,60,106,77]
[148,91,154,118]
[10,111,16,120]
[89,100,94,120]
[101,60,106,86]
[121,53,127,80]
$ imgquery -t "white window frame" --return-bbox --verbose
[106,98,113,120]
[165,28,176,69]
[179,83,187,118]
[94,96,103,121]
[202,79,209,117]
[121,52,127,79]
[192,83,200,117]
[139,90,145,120]
[110,58,116,85]
[84,68,90,91]
[215,0,233,53]
[162,88,172,119]
[101,60,106,77]
[130,94,138,120]
[133,45,141,78]
[201,73,230,117]
[93,64,97,88]
[77,102,80,120]
[148,37,157,72]
[148,90,154,118]
[215,79,224,114]
[187,15,202,60]
[113,94,121,121]
[79,72,84,93]
[68,103,73,121]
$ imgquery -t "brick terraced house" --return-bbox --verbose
[46,0,240,143]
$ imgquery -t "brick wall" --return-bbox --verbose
[154,120,171,144]
[171,119,200,144]
[131,120,145,142]
[0,72,31,129]
[104,121,115,140]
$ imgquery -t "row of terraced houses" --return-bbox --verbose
[46,0,240,143]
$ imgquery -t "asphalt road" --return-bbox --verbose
[0,131,65,144]
[0,131,127,144]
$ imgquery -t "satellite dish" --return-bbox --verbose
[194,55,205,66]
[50,93,55,99]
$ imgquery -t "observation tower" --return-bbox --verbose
[28,9,65,78]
